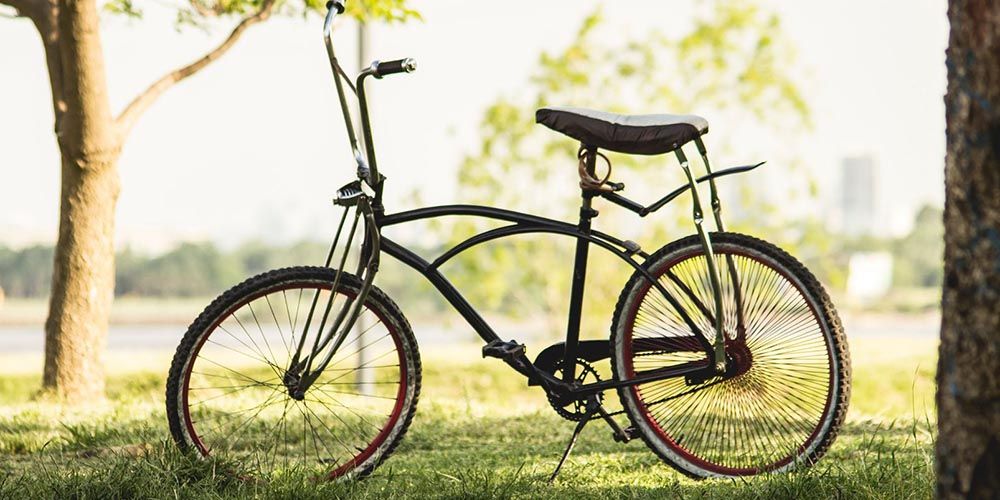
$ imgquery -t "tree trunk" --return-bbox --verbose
[937,1,1000,498]
[43,155,120,401]
[41,0,121,403]
[2,0,276,403]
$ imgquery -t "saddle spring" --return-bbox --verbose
[577,148,622,192]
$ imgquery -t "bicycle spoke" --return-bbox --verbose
[619,238,839,474]
[175,273,413,480]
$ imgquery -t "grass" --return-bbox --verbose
[0,338,936,499]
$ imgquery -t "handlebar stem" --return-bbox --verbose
[356,68,382,198]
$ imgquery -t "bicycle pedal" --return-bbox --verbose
[482,339,525,360]
[334,180,364,206]
[613,426,637,444]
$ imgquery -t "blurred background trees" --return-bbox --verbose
[0,3,947,332]
[0,0,415,403]
[445,2,817,337]
[0,202,944,304]
[0,0,947,400]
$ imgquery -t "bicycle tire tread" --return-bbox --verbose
[165,266,421,479]
[609,232,851,479]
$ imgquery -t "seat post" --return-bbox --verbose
[562,146,599,383]
[675,147,727,373]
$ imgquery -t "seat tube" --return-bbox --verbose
[675,147,727,373]
[562,147,599,383]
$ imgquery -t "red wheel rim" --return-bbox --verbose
[621,244,835,476]
[180,280,409,479]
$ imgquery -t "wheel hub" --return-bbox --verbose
[282,370,306,401]
[724,340,753,379]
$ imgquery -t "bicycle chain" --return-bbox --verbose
[605,350,725,418]
[546,352,724,421]
[547,359,605,421]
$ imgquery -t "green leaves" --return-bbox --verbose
[345,0,421,24]
[103,0,143,19]
[450,1,815,324]
[172,0,277,29]
[103,0,420,29]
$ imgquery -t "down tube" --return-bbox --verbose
[379,237,503,344]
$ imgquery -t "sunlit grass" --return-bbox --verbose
[0,338,935,499]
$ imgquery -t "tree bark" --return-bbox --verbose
[42,0,121,402]
[43,155,120,401]
[2,0,279,404]
[937,1,1000,499]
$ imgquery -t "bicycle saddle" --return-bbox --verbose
[535,106,709,156]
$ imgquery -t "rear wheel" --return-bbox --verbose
[610,233,850,478]
[166,266,420,480]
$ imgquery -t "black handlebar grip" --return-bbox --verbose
[326,0,345,13]
[373,58,417,78]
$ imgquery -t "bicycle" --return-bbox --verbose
[166,0,851,482]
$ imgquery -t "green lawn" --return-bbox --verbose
[0,337,936,499]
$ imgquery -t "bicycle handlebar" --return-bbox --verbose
[373,58,418,78]
[326,0,345,14]
[322,0,416,194]
[323,1,343,39]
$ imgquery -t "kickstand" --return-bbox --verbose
[548,396,599,483]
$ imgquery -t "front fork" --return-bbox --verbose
[676,140,747,373]
[285,187,381,398]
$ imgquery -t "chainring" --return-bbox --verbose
[547,359,603,422]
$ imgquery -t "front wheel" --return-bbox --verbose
[610,233,850,478]
[166,266,421,480]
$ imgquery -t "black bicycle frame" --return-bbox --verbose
[372,174,752,395]
[379,205,692,334]
[304,1,756,399]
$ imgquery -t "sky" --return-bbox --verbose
[0,0,948,252]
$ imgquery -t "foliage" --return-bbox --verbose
[0,240,443,317]
[892,205,943,288]
[0,339,936,498]
[0,245,53,298]
[102,0,420,28]
[104,0,142,19]
[448,1,812,336]
[115,242,242,297]
[314,0,421,24]
[0,203,942,311]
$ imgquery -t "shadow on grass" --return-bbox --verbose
[0,403,934,500]
[0,350,937,499]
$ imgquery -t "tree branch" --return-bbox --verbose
[2,0,65,129]
[115,0,277,138]
[190,0,222,19]
[0,0,43,22]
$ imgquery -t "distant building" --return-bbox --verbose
[839,155,877,236]
[846,251,894,301]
